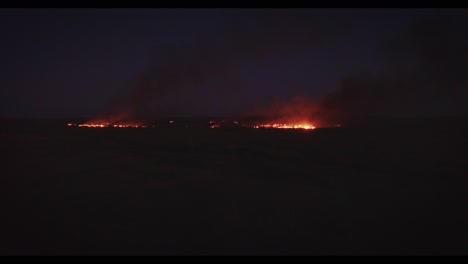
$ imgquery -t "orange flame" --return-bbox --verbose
[253,123,315,130]
[71,120,147,128]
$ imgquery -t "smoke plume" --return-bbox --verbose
[88,9,349,123]
[90,9,468,126]
[313,9,468,126]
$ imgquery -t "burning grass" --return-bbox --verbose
[253,123,315,130]
[67,119,319,130]
[68,121,149,128]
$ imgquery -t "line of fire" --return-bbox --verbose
[67,119,341,130]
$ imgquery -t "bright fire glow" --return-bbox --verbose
[68,119,320,130]
[71,122,147,128]
[253,123,315,130]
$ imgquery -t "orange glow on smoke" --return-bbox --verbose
[246,96,320,130]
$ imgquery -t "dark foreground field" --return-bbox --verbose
[1,119,467,255]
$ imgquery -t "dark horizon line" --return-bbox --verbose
[2,115,468,121]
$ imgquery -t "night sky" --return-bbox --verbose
[2,8,468,256]
[1,8,467,119]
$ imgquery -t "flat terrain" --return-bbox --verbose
[1,119,467,255]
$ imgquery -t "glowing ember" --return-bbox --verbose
[78,123,108,128]
[253,123,316,130]
[67,118,322,130]
[70,121,147,128]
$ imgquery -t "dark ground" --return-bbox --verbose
[1,118,467,255]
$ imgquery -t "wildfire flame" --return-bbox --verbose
[68,121,319,129]
[67,121,148,128]
[253,123,315,130]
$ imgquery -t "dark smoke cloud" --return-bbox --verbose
[313,9,468,126]
[91,9,352,122]
[90,9,468,126]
